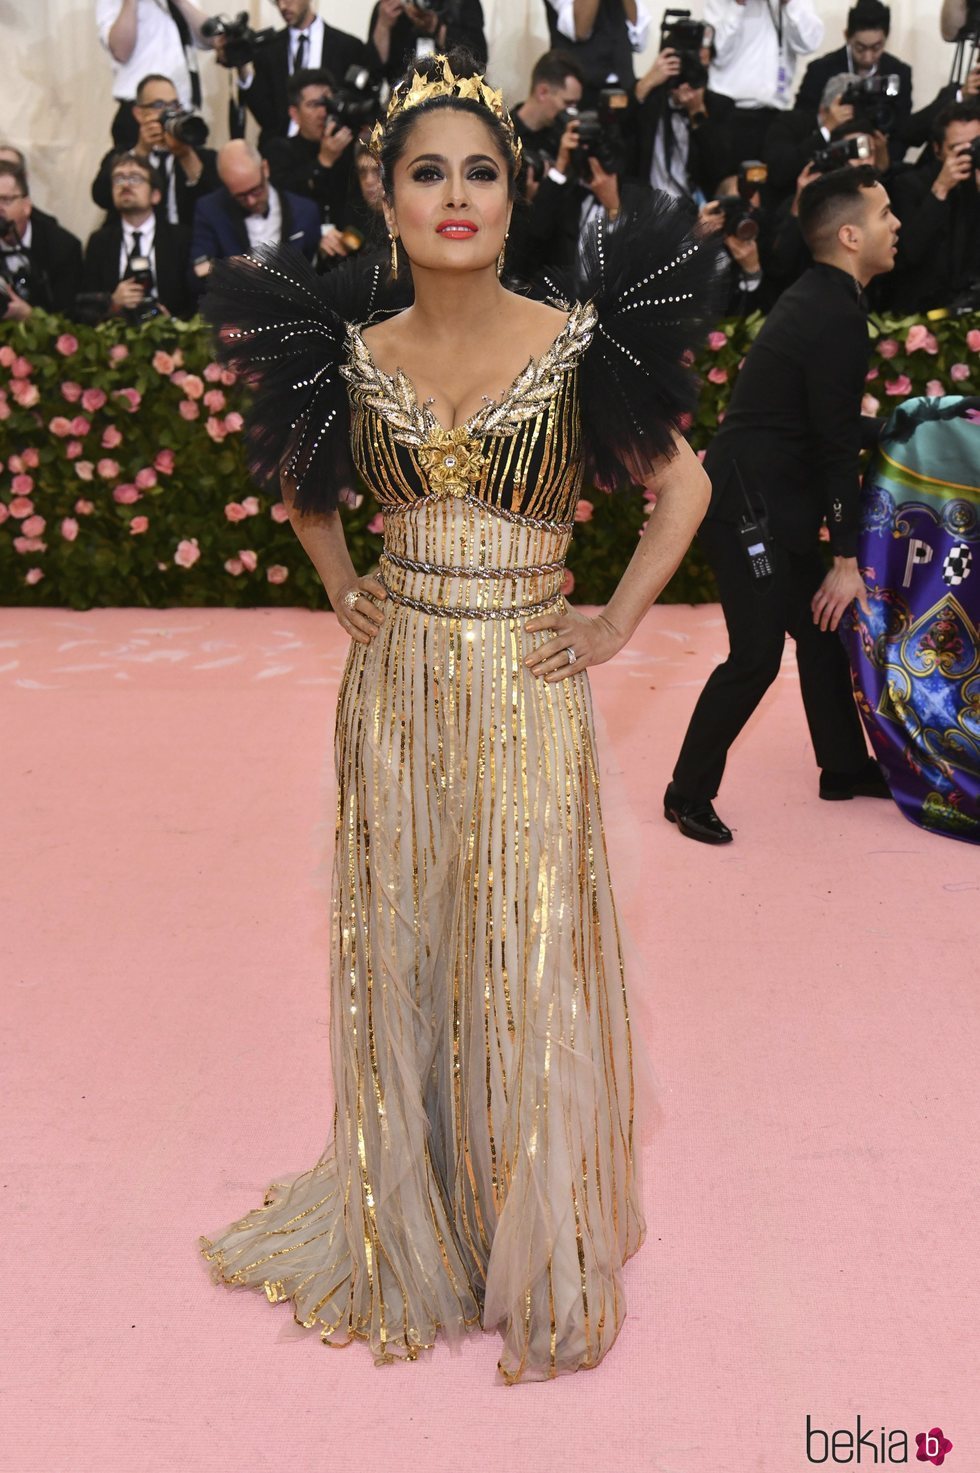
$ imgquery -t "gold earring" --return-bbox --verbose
[389,232,399,280]
[497,232,509,278]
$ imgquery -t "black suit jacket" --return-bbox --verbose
[82,219,192,318]
[888,165,980,312]
[795,48,913,134]
[366,1,487,85]
[703,262,874,558]
[765,110,826,196]
[8,208,83,315]
[245,24,372,151]
[264,134,354,226]
[91,146,220,229]
[630,88,737,200]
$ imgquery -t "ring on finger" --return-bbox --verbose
[343,589,362,610]
[565,646,576,665]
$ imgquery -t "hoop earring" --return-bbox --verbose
[497,232,509,278]
[389,232,399,280]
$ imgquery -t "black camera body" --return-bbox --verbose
[124,256,164,325]
[204,11,277,69]
[158,103,209,150]
[715,194,761,241]
[840,73,900,132]
[660,8,706,56]
[325,65,388,130]
[811,133,873,173]
[561,87,630,180]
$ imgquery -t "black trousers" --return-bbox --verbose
[671,519,869,801]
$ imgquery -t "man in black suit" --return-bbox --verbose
[664,166,901,843]
[91,72,219,229]
[368,0,487,86]
[796,2,912,144]
[767,70,861,198]
[222,0,372,152]
[264,68,356,257]
[888,102,980,313]
[83,152,192,319]
[0,160,83,320]
[631,47,737,203]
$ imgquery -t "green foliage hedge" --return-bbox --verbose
[1,308,977,608]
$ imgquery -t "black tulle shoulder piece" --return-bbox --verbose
[537,192,727,490]
[199,244,410,514]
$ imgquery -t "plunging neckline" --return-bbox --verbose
[347,302,589,437]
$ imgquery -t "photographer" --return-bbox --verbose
[368,1,488,87]
[888,101,980,312]
[223,2,372,153]
[704,0,824,161]
[264,69,357,262]
[698,167,774,314]
[91,73,218,229]
[633,42,736,202]
[795,3,912,146]
[665,166,901,843]
[0,160,83,321]
[512,50,584,156]
[97,0,215,150]
[543,0,652,102]
[82,153,192,320]
[189,139,320,293]
[766,71,861,199]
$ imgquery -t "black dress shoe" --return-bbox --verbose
[663,784,733,844]
[819,757,892,802]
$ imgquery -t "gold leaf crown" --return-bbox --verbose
[368,54,522,167]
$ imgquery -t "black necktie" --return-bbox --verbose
[131,231,142,261]
[293,32,308,73]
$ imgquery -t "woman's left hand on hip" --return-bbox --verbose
[523,607,625,681]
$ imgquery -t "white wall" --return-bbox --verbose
[0,0,954,243]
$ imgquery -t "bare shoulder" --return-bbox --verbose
[501,293,572,340]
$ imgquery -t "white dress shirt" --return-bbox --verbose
[649,105,692,199]
[705,0,824,111]
[244,187,283,251]
[547,0,652,54]
[119,215,157,282]
[96,0,201,104]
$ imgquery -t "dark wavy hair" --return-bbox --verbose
[378,47,521,204]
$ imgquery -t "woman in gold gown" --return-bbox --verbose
[198,49,719,1384]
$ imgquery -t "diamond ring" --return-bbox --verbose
[343,590,362,610]
[566,646,576,665]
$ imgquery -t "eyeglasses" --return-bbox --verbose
[112,172,150,187]
[230,181,266,204]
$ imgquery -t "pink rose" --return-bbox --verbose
[181,374,205,400]
[135,467,157,490]
[11,355,33,378]
[224,557,244,576]
[905,324,930,353]
[81,386,107,413]
[223,411,243,433]
[0,345,14,367]
[366,512,385,534]
[0,399,9,421]
[8,454,23,474]
[170,368,188,386]
[203,388,226,412]
[225,501,248,522]
[707,330,728,351]
[56,333,79,356]
[97,458,120,480]
[174,537,201,569]
[266,564,289,584]
[865,367,879,381]
[61,517,79,541]
[11,473,34,496]
[49,415,72,437]
[22,448,38,468]
[707,366,728,384]
[69,416,90,436]
[270,502,289,523]
[74,498,95,515]
[861,393,880,416]
[129,515,149,535]
[966,329,980,353]
[179,400,200,421]
[237,549,258,572]
[677,411,693,432]
[9,496,34,518]
[240,495,259,515]
[925,379,945,397]
[152,350,176,375]
[25,567,44,585]
[696,448,707,462]
[205,415,226,441]
[113,388,141,412]
[66,441,83,459]
[220,368,236,387]
[113,484,140,504]
[884,375,912,397]
[204,362,223,383]
[12,381,40,407]
[573,498,594,522]
[0,503,7,523]
[109,343,129,363]
[61,381,82,402]
[154,449,175,474]
[74,460,95,481]
[878,338,899,359]
[560,567,575,597]
[101,425,123,449]
[950,362,970,382]
[22,514,45,537]
[13,535,46,553]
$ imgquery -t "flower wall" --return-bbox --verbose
[1,310,977,608]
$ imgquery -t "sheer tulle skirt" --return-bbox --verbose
[199,501,647,1383]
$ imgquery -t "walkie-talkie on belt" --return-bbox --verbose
[732,460,774,581]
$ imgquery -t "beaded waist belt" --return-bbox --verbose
[378,547,565,620]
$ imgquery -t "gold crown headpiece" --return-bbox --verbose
[368,55,522,167]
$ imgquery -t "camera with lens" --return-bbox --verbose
[968,135,980,168]
[325,65,389,130]
[123,256,164,325]
[811,132,873,173]
[840,74,900,132]
[559,87,630,181]
[714,194,762,241]
[158,103,209,150]
[204,11,277,69]
[660,7,706,56]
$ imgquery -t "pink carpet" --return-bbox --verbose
[4,604,977,1473]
